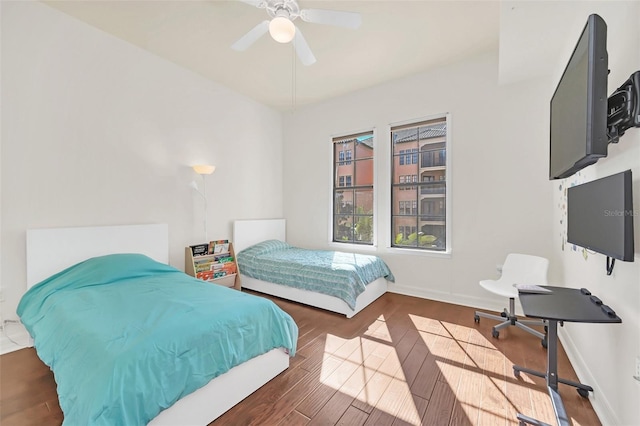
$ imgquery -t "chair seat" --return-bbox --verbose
[475,253,549,343]
[479,279,519,299]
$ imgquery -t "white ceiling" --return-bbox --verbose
[41,0,635,111]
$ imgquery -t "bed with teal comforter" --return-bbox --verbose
[237,240,395,310]
[17,253,298,426]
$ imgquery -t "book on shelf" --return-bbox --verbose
[196,270,215,281]
[190,243,210,257]
[515,284,552,294]
[211,239,230,255]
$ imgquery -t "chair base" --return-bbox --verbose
[474,297,547,345]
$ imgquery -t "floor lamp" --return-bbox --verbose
[190,164,215,242]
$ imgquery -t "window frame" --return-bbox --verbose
[387,114,452,255]
[330,129,377,248]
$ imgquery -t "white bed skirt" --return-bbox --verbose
[150,348,289,425]
[241,275,388,319]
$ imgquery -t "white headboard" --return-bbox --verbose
[26,224,169,288]
[233,219,286,252]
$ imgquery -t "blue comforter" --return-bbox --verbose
[17,253,298,426]
[237,240,395,310]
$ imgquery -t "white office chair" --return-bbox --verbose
[474,253,548,347]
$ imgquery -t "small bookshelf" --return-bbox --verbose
[185,240,241,290]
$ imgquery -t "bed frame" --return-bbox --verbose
[233,219,388,319]
[25,224,289,425]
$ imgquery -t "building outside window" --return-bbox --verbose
[345,150,352,165]
[391,117,448,251]
[333,131,374,245]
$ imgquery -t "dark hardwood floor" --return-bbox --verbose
[0,291,601,426]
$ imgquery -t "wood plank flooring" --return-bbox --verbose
[0,291,602,426]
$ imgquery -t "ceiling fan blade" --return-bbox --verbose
[299,8,362,29]
[293,26,316,66]
[237,0,265,7]
[231,20,269,51]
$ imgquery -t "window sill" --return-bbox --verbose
[327,242,452,259]
[383,246,452,259]
[328,241,378,252]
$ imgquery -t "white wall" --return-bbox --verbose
[0,1,283,319]
[283,7,639,423]
[283,51,554,310]
[550,4,640,425]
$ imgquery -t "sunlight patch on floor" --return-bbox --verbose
[315,312,549,426]
[319,316,423,424]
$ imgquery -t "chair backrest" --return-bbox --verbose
[499,253,549,285]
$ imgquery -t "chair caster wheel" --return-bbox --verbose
[577,388,589,398]
[541,338,547,349]
[474,314,480,323]
[514,368,521,378]
[501,311,508,318]
[492,328,499,339]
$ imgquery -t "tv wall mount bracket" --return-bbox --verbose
[607,70,640,144]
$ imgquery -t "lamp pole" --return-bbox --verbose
[191,165,216,242]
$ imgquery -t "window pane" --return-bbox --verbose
[354,189,373,215]
[391,186,418,215]
[334,190,354,215]
[355,135,374,159]
[354,158,373,186]
[353,214,373,244]
[334,215,353,242]
[391,118,447,251]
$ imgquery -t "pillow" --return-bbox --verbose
[17,253,182,321]
[25,253,179,295]
[238,239,291,258]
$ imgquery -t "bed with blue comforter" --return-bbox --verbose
[17,253,298,426]
[237,239,395,311]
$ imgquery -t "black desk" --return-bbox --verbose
[513,286,622,426]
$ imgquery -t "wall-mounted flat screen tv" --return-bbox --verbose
[549,14,609,180]
[567,170,634,263]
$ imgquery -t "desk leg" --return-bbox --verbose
[546,321,571,425]
[513,320,585,426]
[513,320,593,396]
[547,319,559,391]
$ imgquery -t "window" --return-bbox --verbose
[333,131,374,245]
[391,117,448,251]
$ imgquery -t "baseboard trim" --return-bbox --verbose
[388,283,525,315]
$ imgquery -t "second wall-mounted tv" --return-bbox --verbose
[567,170,634,274]
[549,14,609,180]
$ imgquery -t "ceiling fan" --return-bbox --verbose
[231,0,362,66]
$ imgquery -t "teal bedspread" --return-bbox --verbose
[17,253,298,426]
[237,240,395,310]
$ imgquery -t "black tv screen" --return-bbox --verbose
[549,14,609,180]
[567,170,634,262]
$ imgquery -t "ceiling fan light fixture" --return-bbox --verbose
[269,16,295,43]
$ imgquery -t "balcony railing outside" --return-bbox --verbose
[420,184,445,195]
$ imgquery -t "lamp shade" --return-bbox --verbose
[192,165,215,175]
[269,16,295,43]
